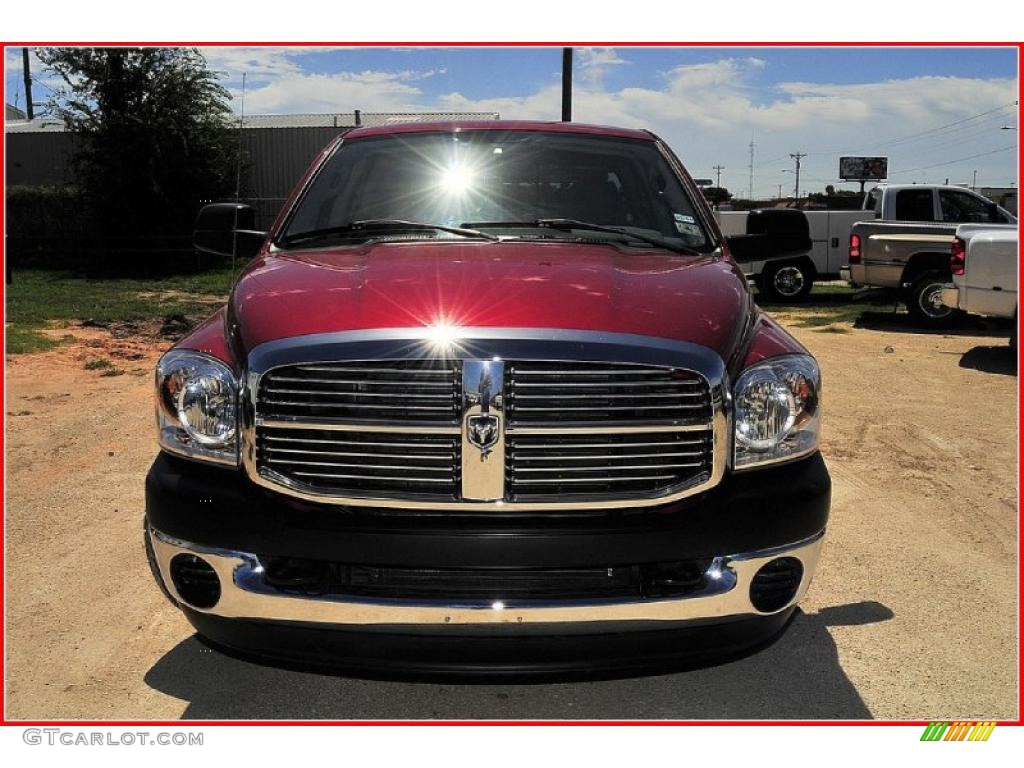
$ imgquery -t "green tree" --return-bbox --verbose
[702,186,733,206]
[36,47,236,271]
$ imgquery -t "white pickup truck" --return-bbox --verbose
[940,225,1019,346]
[716,209,864,301]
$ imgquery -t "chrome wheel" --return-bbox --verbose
[773,265,806,298]
[918,281,952,319]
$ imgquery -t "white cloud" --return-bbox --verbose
[576,47,628,88]
[431,58,1018,190]
[236,69,433,114]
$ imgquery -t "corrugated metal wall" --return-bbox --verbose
[240,126,346,199]
[6,126,344,199]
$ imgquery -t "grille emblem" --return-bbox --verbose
[467,414,499,457]
[461,360,505,500]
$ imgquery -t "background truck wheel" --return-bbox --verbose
[760,261,814,302]
[907,270,958,327]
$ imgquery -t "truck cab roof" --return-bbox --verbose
[343,120,656,142]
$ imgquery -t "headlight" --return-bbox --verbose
[155,349,238,465]
[733,354,820,469]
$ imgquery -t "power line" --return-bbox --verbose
[807,101,1018,157]
[891,145,1015,175]
[876,101,1018,146]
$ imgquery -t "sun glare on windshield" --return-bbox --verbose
[439,163,478,196]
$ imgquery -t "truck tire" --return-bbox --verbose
[760,261,814,302]
[907,270,957,327]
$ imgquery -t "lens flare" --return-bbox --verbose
[439,163,476,195]
[423,320,463,352]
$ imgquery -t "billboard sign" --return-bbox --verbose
[839,156,888,181]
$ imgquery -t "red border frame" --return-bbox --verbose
[0,40,1021,728]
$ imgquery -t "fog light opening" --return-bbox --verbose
[169,553,221,609]
[749,557,803,613]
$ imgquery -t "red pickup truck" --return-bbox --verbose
[145,120,830,677]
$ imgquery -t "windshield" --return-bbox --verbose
[281,130,712,251]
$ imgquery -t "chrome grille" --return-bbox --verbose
[258,361,460,424]
[256,427,460,498]
[247,333,724,510]
[506,362,710,426]
[507,430,713,499]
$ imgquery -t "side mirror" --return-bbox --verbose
[725,208,812,264]
[193,203,266,260]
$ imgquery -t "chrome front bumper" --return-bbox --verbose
[148,526,825,629]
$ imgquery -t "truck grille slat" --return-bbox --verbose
[266,447,454,461]
[511,403,706,412]
[270,376,455,387]
[292,471,454,484]
[512,392,704,400]
[266,458,453,472]
[515,451,704,461]
[254,357,715,506]
[514,462,704,473]
[265,387,457,400]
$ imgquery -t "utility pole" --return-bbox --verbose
[789,152,807,201]
[561,48,573,122]
[972,169,978,191]
[712,164,725,194]
[748,139,755,200]
[22,48,34,120]
[777,184,783,200]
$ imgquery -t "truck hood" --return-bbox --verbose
[230,240,753,361]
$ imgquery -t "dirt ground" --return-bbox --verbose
[3,310,1018,720]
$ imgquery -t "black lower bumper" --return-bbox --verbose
[184,607,797,681]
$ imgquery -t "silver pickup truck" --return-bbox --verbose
[842,184,1016,326]
[940,225,1019,347]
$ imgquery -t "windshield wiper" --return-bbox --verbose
[538,219,702,256]
[463,219,701,256]
[279,219,498,247]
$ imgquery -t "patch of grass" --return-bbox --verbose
[84,358,115,370]
[99,367,125,377]
[5,326,69,354]
[813,325,851,334]
[765,287,902,330]
[5,268,234,354]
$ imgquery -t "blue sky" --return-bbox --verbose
[262,47,1018,101]
[6,46,1019,195]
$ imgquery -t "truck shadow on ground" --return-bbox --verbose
[145,600,892,720]
[852,311,1009,338]
[956,345,1017,376]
